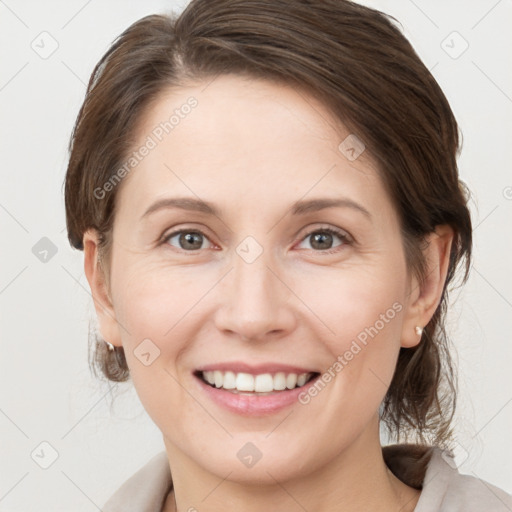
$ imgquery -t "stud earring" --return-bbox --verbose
[415,326,423,336]
[105,340,115,352]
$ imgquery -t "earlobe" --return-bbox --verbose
[401,225,454,348]
[83,230,122,348]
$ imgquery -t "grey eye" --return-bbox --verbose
[165,230,210,251]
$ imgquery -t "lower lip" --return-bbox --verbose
[194,373,320,416]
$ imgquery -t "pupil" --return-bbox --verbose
[181,232,202,250]
[312,232,332,250]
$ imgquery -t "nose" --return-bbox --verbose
[214,242,297,342]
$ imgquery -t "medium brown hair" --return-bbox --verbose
[64,0,472,448]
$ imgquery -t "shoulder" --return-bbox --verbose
[102,451,172,512]
[383,443,512,512]
[421,446,512,511]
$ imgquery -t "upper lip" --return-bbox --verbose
[195,362,319,375]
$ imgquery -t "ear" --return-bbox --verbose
[401,225,454,348]
[83,230,122,348]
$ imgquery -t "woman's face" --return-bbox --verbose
[91,74,426,482]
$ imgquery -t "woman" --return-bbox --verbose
[64,0,512,511]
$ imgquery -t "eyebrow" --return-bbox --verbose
[141,196,371,220]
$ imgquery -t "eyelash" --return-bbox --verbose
[160,225,353,255]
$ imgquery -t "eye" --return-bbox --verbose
[161,225,352,254]
[296,226,352,253]
[162,229,213,251]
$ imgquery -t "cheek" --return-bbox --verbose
[295,261,405,343]
[293,263,405,403]
[110,266,201,427]
[112,260,207,341]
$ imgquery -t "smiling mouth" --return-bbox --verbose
[194,370,320,395]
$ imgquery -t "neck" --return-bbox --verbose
[162,415,421,512]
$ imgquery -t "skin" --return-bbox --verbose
[84,74,453,512]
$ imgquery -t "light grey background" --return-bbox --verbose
[0,1,511,510]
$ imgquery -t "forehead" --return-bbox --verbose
[116,74,390,221]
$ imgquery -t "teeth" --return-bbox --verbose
[286,373,297,389]
[201,370,315,392]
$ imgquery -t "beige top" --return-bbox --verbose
[102,444,512,511]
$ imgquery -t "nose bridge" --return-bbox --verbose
[216,234,294,340]
[233,235,278,312]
